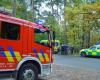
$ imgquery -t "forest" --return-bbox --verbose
[0,0,100,53]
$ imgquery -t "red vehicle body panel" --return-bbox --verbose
[0,14,51,71]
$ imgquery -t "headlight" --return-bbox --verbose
[80,49,84,52]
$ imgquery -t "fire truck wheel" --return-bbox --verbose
[17,63,38,80]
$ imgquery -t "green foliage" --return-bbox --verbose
[1,0,100,51]
[65,2,100,49]
[0,0,63,43]
[45,14,62,42]
[0,0,12,7]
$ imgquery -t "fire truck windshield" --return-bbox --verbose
[34,29,51,47]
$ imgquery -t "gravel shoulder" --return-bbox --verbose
[40,64,100,80]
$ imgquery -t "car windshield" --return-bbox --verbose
[89,46,96,50]
[97,46,100,49]
[34,29,51,47]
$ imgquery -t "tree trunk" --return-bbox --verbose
[64,0,67,44]
[31,0,35,21]
[12,0,16,17]
[51,0,54,15]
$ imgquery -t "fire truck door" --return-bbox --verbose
[0,21,23,70]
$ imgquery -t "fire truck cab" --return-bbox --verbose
[0,13,53,80]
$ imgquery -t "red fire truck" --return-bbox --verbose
[0,13,54,80]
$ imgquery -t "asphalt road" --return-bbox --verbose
[0,54,100,80]
[54,54,100,72]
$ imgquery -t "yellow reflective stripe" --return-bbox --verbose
[44,54,50,62]
[14,52,22,62]
[97,50,100,52]
[4,51,14,62]
[38,53,44,62]
[88,50,92,52]
[92,52,96,56]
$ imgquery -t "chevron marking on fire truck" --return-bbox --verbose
[8,46,22,62]
[0,46,22,62]
[0,46,14,62]
[4,51,14,62]
[37,53,50,63]
[14,52,22,62]
[40,49,50,63]
[33,48,50,63]
[44,54,50,62]
[38,53,44,62]
[0,50,22,63]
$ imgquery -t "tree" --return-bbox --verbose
[65,2,100,54]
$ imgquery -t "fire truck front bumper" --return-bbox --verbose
[41,63,52,76]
